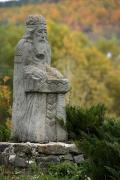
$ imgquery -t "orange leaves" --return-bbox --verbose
[113,9,120,21]
[96,7,108,21]
[0,0,119,33]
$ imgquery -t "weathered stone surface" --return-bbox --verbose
[0,142,83,167]
[36,155,60,163]
[45,94,57,142]
[59,154,73,161]
[0,143,10,153]
[73,155,84,164]
[12,15,69,143]
[64,143,79,153]
[9,154,16,164]
[13,144,32,154]
[25,79,69,93]
[56,94,67,142]
[0,142,79,153]
[0,142,80,155]
[37,142,79,155]
[37,143,68,155]
[11,156,27,168]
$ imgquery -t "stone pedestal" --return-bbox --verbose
[0,142,84,168]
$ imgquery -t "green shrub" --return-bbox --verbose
[0,163,89,180]
[49,162,89,180]
[0,124,10,141]
[49,162,78,178]
[66,104,106,140]
[66,104,120,180]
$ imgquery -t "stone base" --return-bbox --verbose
[0,142,84,168]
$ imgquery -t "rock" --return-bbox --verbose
[59,154,73,161]
[9,154,16,164]
[67,143,80,154]
[37,142,68,155]
[0,142,84,167]
[36,155,60,164]
[0,143,10,153]
[1,144,15,166]
[13,143,32,155]
[26,160,35,165]
[73,155,84,164]
[11,156,27,168]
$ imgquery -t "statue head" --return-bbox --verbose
[24,15,48,41]
[23,15,51,65]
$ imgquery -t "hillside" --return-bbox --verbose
[0,0,58,7]
[0,0,120,39]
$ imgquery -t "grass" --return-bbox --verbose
[0,162,86,180]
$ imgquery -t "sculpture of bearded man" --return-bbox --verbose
[12,15,69,143]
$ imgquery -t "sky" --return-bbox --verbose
[0,0,18,2]
[0,0,10,1]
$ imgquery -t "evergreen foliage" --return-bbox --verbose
[0,124,10,141]
[66,104,120,180]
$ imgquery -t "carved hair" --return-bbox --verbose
[23,15,47,40]
[25,15,47,30]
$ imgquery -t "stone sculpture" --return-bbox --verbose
[12,15,69,143]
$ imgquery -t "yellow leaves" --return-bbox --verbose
[64,42,119,114]
[0,85,11,106]
[3,76,11,84]
[0,0,118,32]
[0,77,11,128]
[6,118,12,129]
[47,20,119,115]
[0,76,11,110]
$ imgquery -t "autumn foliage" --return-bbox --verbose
[0,0,120,138]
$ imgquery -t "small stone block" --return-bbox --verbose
[37,143,68,155]
[36,155,60,163]
[73,154,84,164]
[0,143,10,153]
[13,143,32,154]
[67,143,80,154]
[12,156,27,168]
[59,154,73,161]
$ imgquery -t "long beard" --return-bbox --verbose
[33,39,47,65]
[33,39,46,54]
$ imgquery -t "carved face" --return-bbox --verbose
[32,27,48,64]
[34,28,47,42]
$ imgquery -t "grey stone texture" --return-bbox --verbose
[12,15,69,143]
[73,155,84,164]
[0,142,84,168]
[9,156,27,168]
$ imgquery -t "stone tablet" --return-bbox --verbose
[12,15,69,143]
